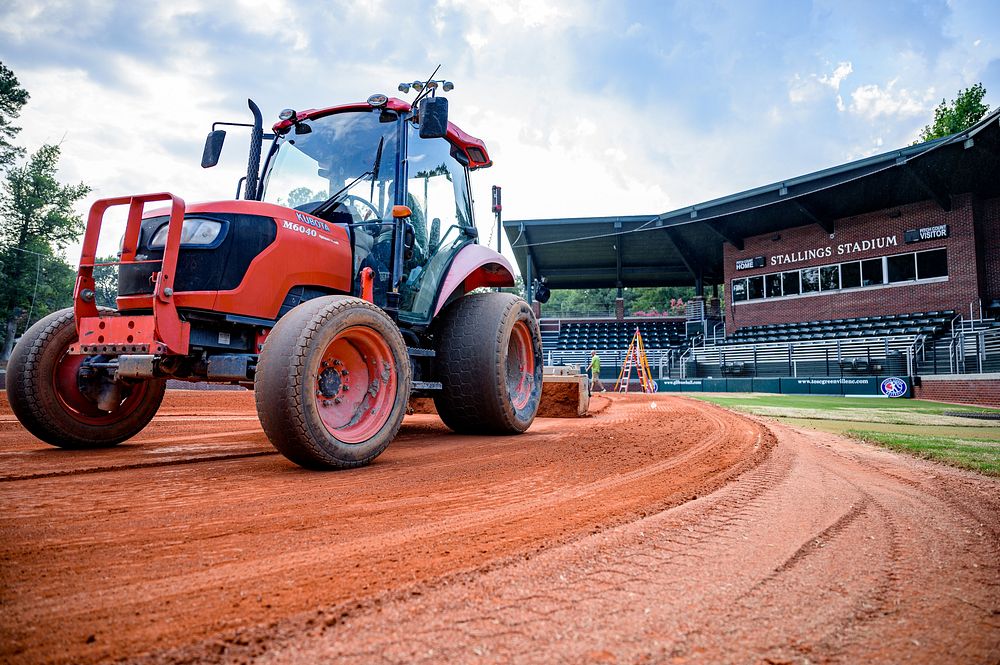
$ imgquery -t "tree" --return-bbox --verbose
[93,255,119,308]
[0,61,29,170]
[631,286,696,314]
[0,143,90,359]
[917,83,990,143]
[284,186,324,209]
[539,286,697,318]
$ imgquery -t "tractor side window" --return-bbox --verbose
[398,129,475,324]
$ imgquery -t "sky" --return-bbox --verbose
[1,0,999,265]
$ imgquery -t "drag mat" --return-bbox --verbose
[0,392,769,664]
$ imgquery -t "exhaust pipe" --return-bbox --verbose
[245,99,263,200]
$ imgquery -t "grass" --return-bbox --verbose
[691,393,1000,477]
[694,393,1000,415]
[847,430,1000,476]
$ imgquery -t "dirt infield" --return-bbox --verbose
[1,391,998,663]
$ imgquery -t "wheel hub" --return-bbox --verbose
[318,367,343,398]
[312,325,396,444]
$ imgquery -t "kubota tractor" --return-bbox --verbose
[6,81,543,469]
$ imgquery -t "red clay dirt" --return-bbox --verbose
[1,391,997,664]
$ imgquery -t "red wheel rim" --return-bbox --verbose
[52,350,150,425]
[506,320,535,410]
[314,325,397,444]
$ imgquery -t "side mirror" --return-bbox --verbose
[418,96,449,139]
[201,129,226,168]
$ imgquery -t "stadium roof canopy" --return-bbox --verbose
[503,108,1000,291]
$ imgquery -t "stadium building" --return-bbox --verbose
[505,108,1000,406]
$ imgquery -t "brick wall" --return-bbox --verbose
[912,375,1000,408]
[978,197,1000,308]
[723,194,989,330]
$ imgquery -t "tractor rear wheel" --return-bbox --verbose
[6,307,166,449]
[254,296,411,469]
[433,293,543,434]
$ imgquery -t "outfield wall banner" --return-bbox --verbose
[655,376,911,397]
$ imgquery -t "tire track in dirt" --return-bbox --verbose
[0,392,767,665]
[165,402,1000,665]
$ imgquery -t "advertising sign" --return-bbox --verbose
[880,377,908,398]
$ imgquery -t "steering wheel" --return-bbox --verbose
[340,194,381,223]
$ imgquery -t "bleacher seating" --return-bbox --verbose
[725,310,956,345]
[537,318,691,380]
[690,334,917,378]
[549,319,687,351]
[917,318,1000,375]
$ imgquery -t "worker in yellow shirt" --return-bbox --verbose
[588,350,606,394]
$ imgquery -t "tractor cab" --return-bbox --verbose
[260,97,480,324]
[204,89,492,327]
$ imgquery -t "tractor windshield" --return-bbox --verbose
[262,111,400,221]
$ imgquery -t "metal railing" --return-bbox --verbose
[539,308,616,319]
[914,318,1000,375]
[687,334,919,379]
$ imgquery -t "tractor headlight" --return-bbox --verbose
[149,218,224,249]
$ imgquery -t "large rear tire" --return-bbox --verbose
[255,296,411,469]
[7,307,166,449]
[433,293,542,434]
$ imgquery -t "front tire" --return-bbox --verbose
[254,296,411,469]
[7,307,166,449]
[433,293,543,434]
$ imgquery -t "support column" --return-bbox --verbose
[615,298,625,321]
[524,257,533,305]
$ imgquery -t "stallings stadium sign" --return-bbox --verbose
[769,235,899,267]
[735,224,951,270]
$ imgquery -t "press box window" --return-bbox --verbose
[840,261,861,289]
[916,248,947,279]
[820,265,840,291]
[732,278,748,302]
[747,275,764,300]
[861,258,883,286]
[887,253,916,283]
[765,274,782,298]
[781,271,800,296]
[801,267,820,293]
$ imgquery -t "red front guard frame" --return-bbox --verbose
[69,193,190,356]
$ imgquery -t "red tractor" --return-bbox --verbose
[6,82,543,469]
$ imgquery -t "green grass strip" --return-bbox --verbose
[846,429,1000,476]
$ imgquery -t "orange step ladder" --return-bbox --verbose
[614,328,657,393]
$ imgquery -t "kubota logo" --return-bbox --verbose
[282,220,317,237]
[294,212,330,232]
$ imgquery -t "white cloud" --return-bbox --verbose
[819,62,853,90]
[788,61,853,107]
[848,79,934,120]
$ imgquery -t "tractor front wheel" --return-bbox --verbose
[6,307,166,449]
[254,296,411,469]
[433,293,543,434]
